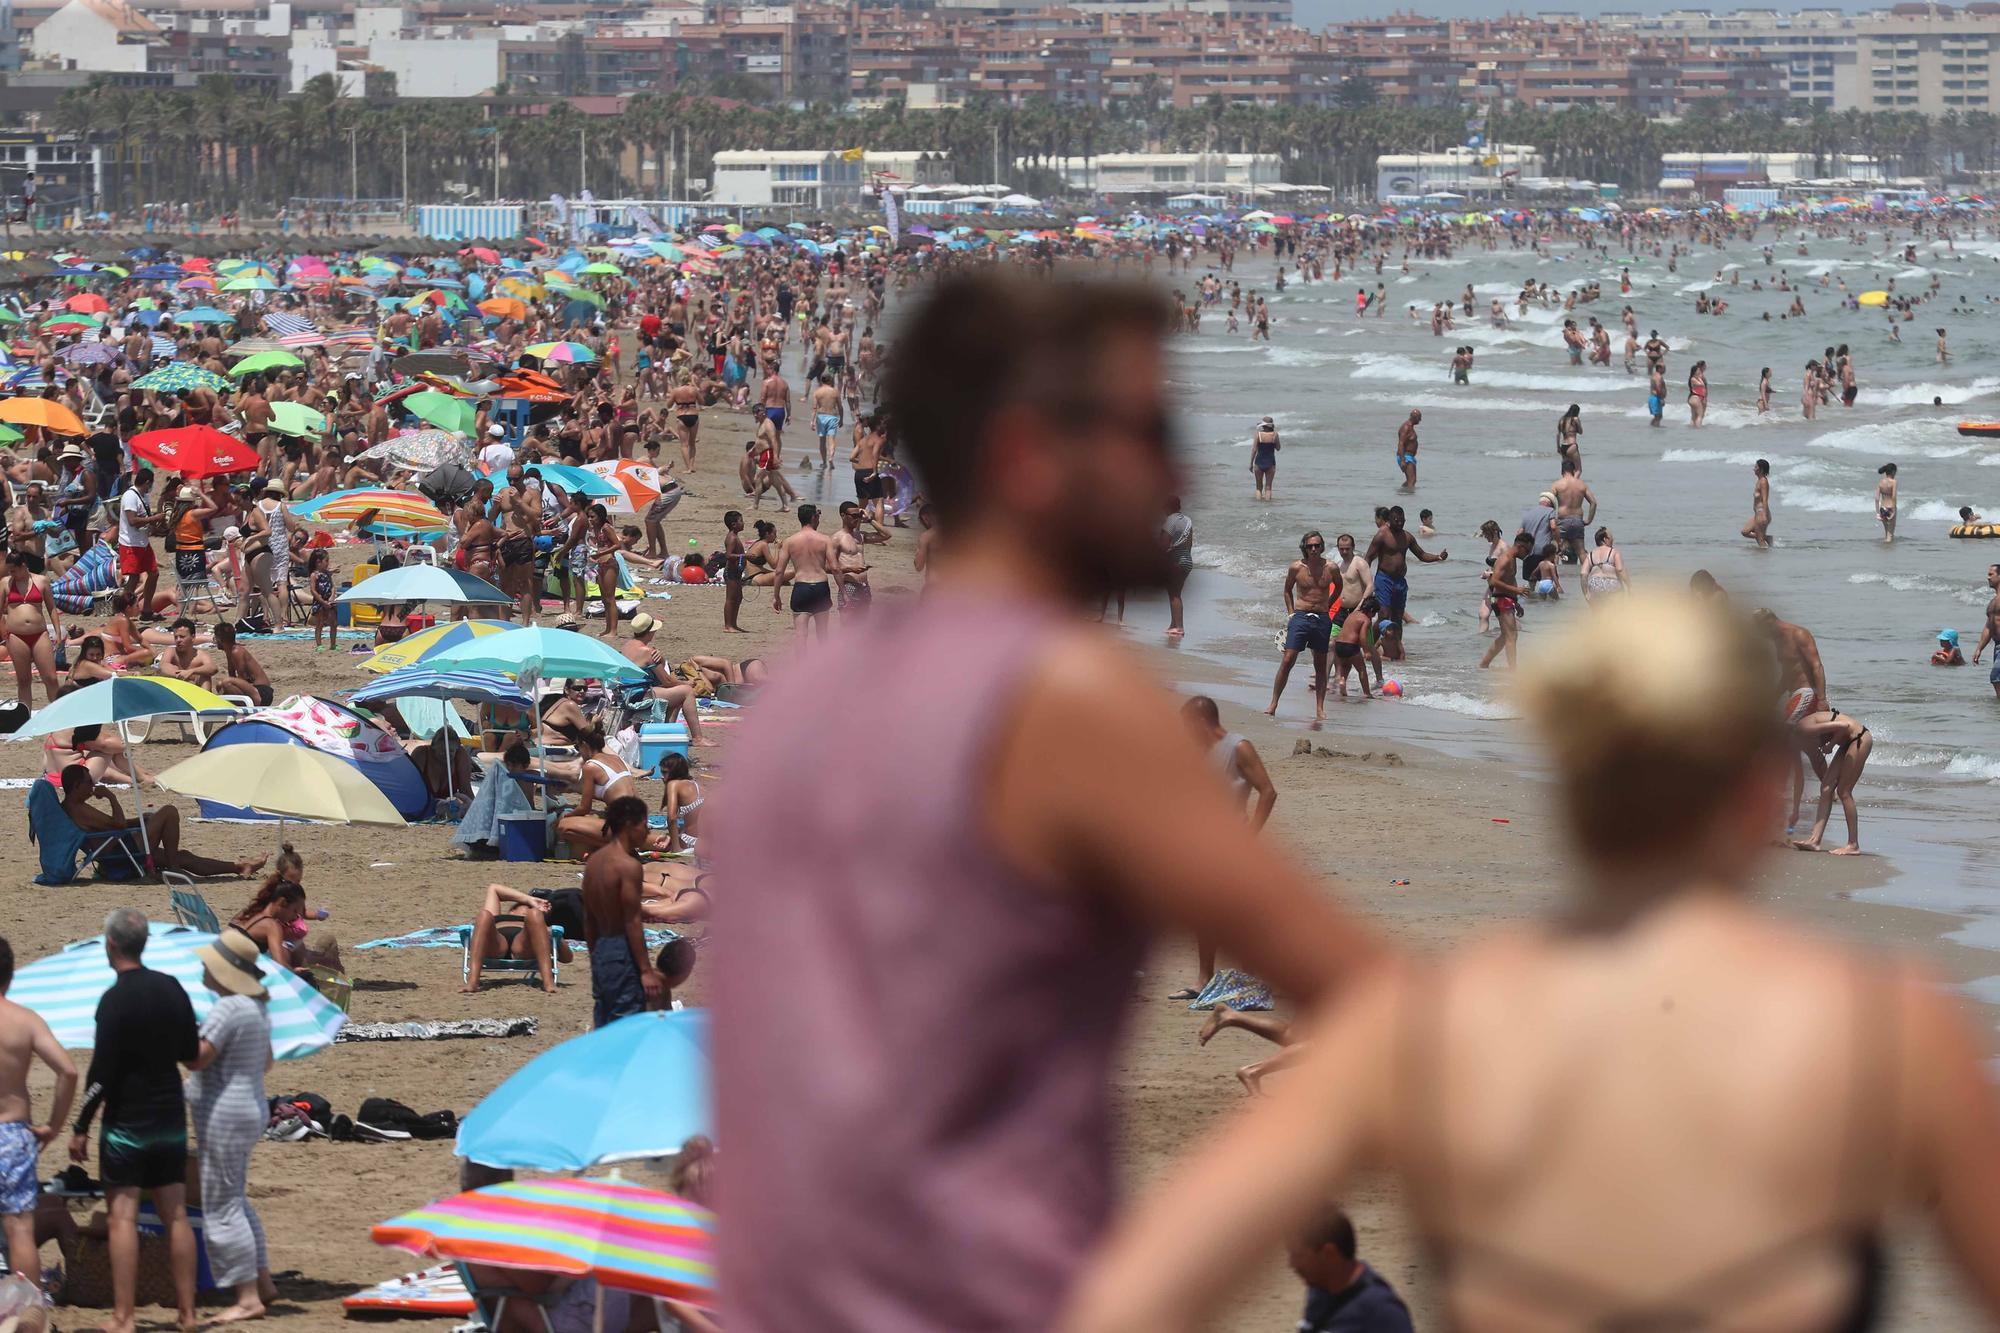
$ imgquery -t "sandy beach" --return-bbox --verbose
[6,318,1994,1331]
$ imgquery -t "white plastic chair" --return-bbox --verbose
[126,695,253,745]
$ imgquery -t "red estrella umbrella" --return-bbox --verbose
[128,425,260,479]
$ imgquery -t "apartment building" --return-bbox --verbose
[1037,151,1282,196]
[1603,5,2000,113]
[710,148,865,208]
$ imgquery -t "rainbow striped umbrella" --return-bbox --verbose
[524,341,597,364]
[293,488,446,531]
[373,1178,714,1306]
[357,618,514,675]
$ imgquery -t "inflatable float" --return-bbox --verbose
[1956,421,2000,438]
[1950,524,2000,539]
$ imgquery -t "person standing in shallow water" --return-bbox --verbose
[1742,458,1772,548]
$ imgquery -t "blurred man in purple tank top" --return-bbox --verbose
[707,272,1382,1333]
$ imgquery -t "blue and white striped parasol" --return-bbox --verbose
[12,921,345,1059]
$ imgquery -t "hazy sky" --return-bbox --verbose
[1294,0,1872,23]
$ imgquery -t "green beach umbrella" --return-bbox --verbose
[403,389,476,437]
[268,401,328,437]
[229,349,305,377]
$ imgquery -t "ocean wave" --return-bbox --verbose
[1352,391,1549,414]
[1783,483,1876,514]
[1176,342,1261,355]
[1911,498,1996,522]
[1660,448,1810,468]
[1349,353,1628,394]
[1845,571,1990,605]
[1808,417,1977,457]
[1266,345,1343,369]
[1883,377,2000,405]
[1482,449,1537,458]
[1401,689,1518,721]
[1945,753,2000,783]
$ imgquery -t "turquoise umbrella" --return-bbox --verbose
[423,626,647,684]
[456,1010,706,1169]
[133,362,230,393]
[337,565,512,606]
[527,462,620,499]
[13,921,345,1059]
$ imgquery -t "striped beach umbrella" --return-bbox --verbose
[348,668,531,713]
[373,1178,714,1307]
[582,460,665,516]
[9,674,235,739]
[133,362,230,394]
[293,488,447,531]
[357,619,514,675]
[13,921,345,1059]
[524,341,596,364]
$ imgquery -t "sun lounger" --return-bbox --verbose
[457,916,564,987]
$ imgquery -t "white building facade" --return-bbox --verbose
[710,150,866,209]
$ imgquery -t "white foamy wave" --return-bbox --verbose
[1784,484,1875,514]
[1401,690,1518,721]
[1870,747,1956,770]
[1351,391,1548,414]
[1946,754,2000,783]
[1349,353,1627,394]
[1808,417,1974,457]
[1885,377,2000,405]
[1266,345,1342,369]
[1176,342,1260,355]
[1660,449,1810,468]
[1482,449,1537,458]
[1912,499,1998,522]
[1845,571,1990,605]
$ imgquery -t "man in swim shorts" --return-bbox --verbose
[771,504,835,641]
[1755,608,1833,828]
[1365,505,1447,662]
[0,933,75,1280]
[582,798,661,1027]
[759,366,792,461]
[1394,410,1421,490]
[1551,458,1597,566]
[1973,565,2000,700]
[1266,531,1338,722]
[810,375,842,471]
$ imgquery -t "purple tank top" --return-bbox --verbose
[709,593,1149,1332]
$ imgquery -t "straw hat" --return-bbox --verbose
[195,928,268,998]
[628,613,658,635]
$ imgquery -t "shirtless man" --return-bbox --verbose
[770,504,834,640]
[1394,410,1422,490]
[1741,458,1772,549]
[850,415,887,527]
[1755,607,1832,832]
[581,796,661,1029]
[209,622,272,707]
[1264,531,1337,722]
[758,367,792,463]
[810,375,842,471]
[830,500,888,614]
[1333,533,1370,630]
[493,466,542,624]
[1550,458,1598,566]
[58,764,263,878]
[0,933,76,1282]
[1365,505,1447,662]
[1970,564,2000,700]
[237,378,275,473]
[153,618,217,689]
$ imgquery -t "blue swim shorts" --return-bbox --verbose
[1283,610,1330,654]
[0,1123,36,1215]
[1373,572,1410,627]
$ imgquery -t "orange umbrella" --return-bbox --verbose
[65,293,109,314]
[478,297,528,320]
[0,398,86,435]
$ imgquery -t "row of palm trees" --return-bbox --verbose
[48,74,2000,214]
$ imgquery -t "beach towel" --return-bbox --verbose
[342,1265,475,1317]
[1186,968,1273,1013]
[336,1017,538,1042]
[49,537,117,614]
[452,760,537,851]
[357,925,682,953]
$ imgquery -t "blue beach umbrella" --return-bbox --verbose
[338,564,513,606]
[13,921,345,1058]
[527,462,620,499]
[422,625,647,684]
[348,668,531,713]
[456,1010,708,1169]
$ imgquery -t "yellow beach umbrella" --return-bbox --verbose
[156,743,406,827]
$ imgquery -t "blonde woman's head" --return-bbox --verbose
[1519,591,1785,871]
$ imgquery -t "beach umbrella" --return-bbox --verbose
[579,262,622,275]
[0,398,85,435]
[221,275,278,292]
[423,625,646,685]
[457,1010,707,1170]
[130,264,182,281]
[349,668,530,713]
[402,390,477,437]
[133,363,230,394]
[358,619,514,675]
[338,565,512,607]
[374,1178,714,1307]
[156,743,407,827]
[12,921,345,1060]
[176,306,236,325]
[293,488,446,531]
[462,246,502,265]
[177,276,218,292]
[477,297,528,321]
[526,462,620,499]
[128,425,259,479]
[229,350,304,377]
[64,293,109,314]
[524,341,596,364]
[357,430,470,474]
[55,341,119,366]
[9,675,235,740]
[581,460,664,516]
[38,314,100,333]
[268,401,328,438]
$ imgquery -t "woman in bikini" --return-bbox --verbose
[1579,526,1629,603]
[1791,708,1875,856]
[658,751,704,854]
[588,503,623,638]
[4,545,59,708]
[553,724,643,856]
[669,373,701,471]
[1555,403,1583,472]
[744,520,779,588]
[42,711,149,788]
[233,849,340,980]
[1064,593,2000,1333]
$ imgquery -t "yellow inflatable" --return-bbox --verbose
[1858,290,1889,307]
[1949,524,2000,538]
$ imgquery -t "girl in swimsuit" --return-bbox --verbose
[1580,527,1629,603]
[1065,594,2000,1333]
[659,751,704,854]
[4,546,58,707]
[233,850,341,980]
[1687,360,1708,427]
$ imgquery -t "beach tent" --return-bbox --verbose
[193,696,428,822]
[49,538,117,614]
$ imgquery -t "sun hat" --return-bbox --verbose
[195,928,268,998]
[628,612,658,635]
[553,613,581,630]
[488,424,505,437]
[57,444,84,461]
[1940,628,1960,645]
[1538,491,1558,506]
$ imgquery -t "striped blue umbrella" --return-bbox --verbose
[13,922,345,1059]
[348,668,531,712]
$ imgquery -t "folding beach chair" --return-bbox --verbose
[25,779,145,886]
[456,917,564,988]
[163,872,222,933]
[453,1261,556,1333]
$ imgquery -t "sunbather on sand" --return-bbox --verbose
[461,884,573,995]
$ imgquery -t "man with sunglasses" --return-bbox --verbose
[1265,530,1338,722]
[710,273,1378,1333]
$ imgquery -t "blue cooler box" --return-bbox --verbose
[498,812,547,862]
[636,723,691,775]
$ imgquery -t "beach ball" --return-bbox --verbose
[680,565,707,584]
[1382,679,1404,698]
